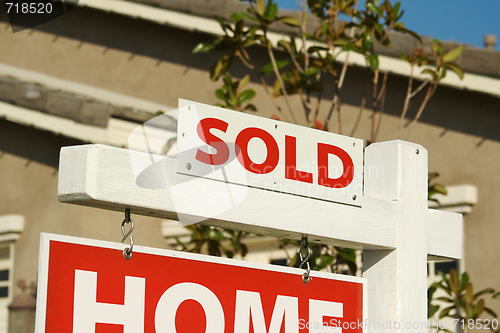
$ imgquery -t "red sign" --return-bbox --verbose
[36,233,366,332]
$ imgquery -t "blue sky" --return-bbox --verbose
[275,0,500,50]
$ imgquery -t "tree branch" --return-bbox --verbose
[370,69,379,143]
[405,82,437,139]
[267,41,298,124]
[238,48,291,122]
[350,96,366,137]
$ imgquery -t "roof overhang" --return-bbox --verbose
[75,0,500,98]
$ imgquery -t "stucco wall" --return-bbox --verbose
[0,119,169,296]
[0,5,499,326]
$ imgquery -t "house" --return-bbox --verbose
[0,0,498,331]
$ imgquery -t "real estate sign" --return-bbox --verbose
[177,99,364,207]
[36,233,366,332]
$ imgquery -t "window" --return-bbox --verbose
[270,258,287,266]
[0,248,9,299]
[0,245,12,333]
[435,261,459,275]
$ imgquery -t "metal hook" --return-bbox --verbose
[299,237,311,284]
[120,209,134,260]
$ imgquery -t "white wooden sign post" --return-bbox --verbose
[57,101,462,332]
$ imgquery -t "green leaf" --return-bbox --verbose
[261,62,274,76]
[223,249,234,258]
[265,1,278,21]
[174,237,186,250]
[443,45,464,62]
[436,297,454,303]
[484,306,498,318]
[332,38,350,46]
[393,23,421,42]
[272,79,281,96]
[260,59,290,76]
[240,243,248,257]
[429,305,440,318]
[392,1,401,19]
[449,268,459,293]
[307,46,330,54]
[477,298,485,316]
[208,240,221,256]
[230,11,259,22]
[366,54,379,71]
[366,2,383,16]
[208,229,226,241]
[458,271,469,293]
[278,16,301,27]
[276,59,291,68]
[433,39,444,55]
[210,53,234,81]
[341,43,361,53]
[444,62,465,80]
[438,66,447,80]
[239,74,251,89]
[303,67,321,76]
[192,42,213,53]
[363,32,373,51]
[429,172,440,181]
[433,184,448,195]
[472,288,494,301]
[256,0,266,15]
[244,104,257,111]
[439,305,455,319]
[493,292,500,299]
[421,68,438,80]
[215,89,226,101]
[436,271,451,291]
[277,39,290,51]
[465,284,474,302]
[336,247,357,262]
[400,53,409,63]
[238,89,256,104]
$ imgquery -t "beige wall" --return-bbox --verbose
[0,5,499,325]
[0,119,169,296]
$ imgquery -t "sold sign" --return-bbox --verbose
[177,100,363,206]
[36,233,366,332]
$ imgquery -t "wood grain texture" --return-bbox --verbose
[58,142,463,332]
[428,209,463,260]
[363,140,430,332]
[58,144,399,249]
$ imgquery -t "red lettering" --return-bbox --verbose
[195,118,230,165]
[317,143,354,188]
[235,128,279,174]
[285,136,313,184]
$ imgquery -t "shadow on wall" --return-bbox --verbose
[0,119,84,169]
[2,6,499,143]
[336,66,500,143]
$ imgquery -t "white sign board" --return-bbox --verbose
[177,99,364,206]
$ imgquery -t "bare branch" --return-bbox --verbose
[374,77,388,141]
[410,79,430,98]
[267,42,298,124]
[337,0,358,89]
[239,48,291,122]
[350,97,366,137]
[405,82,437,139]
[370,69,379,143]
[282,42,304,73]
